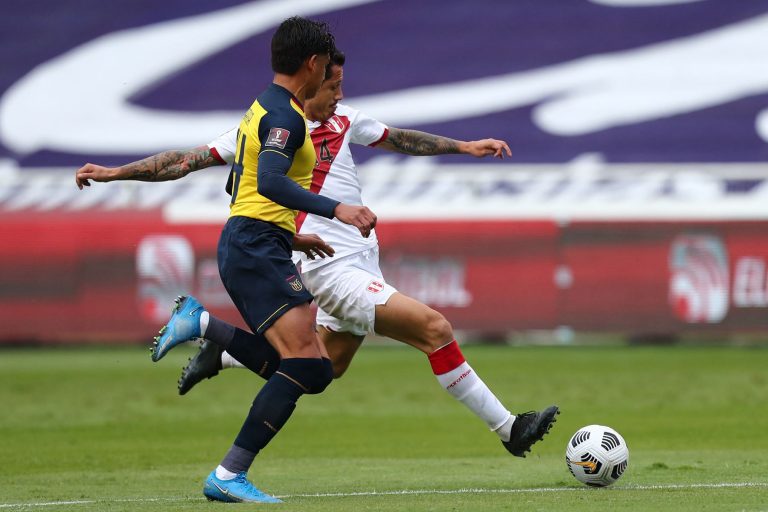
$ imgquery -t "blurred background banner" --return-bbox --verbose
[1,0,767,343]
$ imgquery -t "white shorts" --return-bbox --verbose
[301,247,398,336]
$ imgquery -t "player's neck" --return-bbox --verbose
[304,106,320,123]
[273,74,307,105]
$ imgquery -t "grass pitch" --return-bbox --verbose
[1,344,766,511]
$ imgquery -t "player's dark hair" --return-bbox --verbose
[271,16,336,75]
[324,49,346,79]
[330,49,345,67]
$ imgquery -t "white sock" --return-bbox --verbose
[200,311,210,336]
[215,465,238,480]
[428,341,514,441]
[494,415,516,442]
[221,351,246,369]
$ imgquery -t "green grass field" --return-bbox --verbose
[1,344,767,511]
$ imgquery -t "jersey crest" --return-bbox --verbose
[325,115,345,134]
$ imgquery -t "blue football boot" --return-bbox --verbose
[203,470,282,504]
[150,295,205,362]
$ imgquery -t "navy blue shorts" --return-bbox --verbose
[217,216,313,334]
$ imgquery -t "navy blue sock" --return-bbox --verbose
[227,328,281,380]
[231,358,333,456]
[206,316,280,380]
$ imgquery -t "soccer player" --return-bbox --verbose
[76,51,558,467]
[79,18,376,504]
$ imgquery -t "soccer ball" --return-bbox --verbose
[566,425,629,487]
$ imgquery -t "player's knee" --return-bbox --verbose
[423,311,454,351]
[312,357,335,393]
[300,357,334,394]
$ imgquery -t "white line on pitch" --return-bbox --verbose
[286,482,768,498]
[1,482,766,509]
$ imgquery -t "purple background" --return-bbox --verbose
[2,0,768,166]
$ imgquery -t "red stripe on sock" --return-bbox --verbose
[428,341,466,375]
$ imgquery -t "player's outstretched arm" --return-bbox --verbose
[75,146,222,189]
[377,128,511,159]
[258,156,377,238]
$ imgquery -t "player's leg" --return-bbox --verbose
[178,314,363,395]
[151,294,281,378]
[217,303,332,483]
[153,297,281,395]
[202,218,330,502]
[211,217,333,501]
[374,293,558,456]
[178,324,362,395]
[183,253,373,391]
[316,326,364,378]
[321,246,559,457]
[374,293,515,437]
[177,278,363,396]
[305,247,517,439]
[204,313,282,378]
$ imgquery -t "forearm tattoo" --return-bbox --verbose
[383,128,461,156]
[118,147,218,181]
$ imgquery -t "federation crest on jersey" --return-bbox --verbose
[325,115,345,134]
[265,127,290,149]
[367,280,384,293]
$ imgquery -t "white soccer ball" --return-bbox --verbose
[565,425,629,487]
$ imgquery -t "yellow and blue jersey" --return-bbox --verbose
[228,84,338,233]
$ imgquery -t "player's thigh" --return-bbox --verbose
[302,249,396,336]
[374,292,453,354]
[218,216,313,339]
[265,302,329,359]
[317,326,364,378]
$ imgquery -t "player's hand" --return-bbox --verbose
[292,233,335,260]
[333,204,377,238]
[462,139,512,159]
[75,163,117,189]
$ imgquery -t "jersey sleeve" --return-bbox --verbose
[256,108,307,159]
[207,127,238,164]
[256,109,339,218]
[349,108,389,147]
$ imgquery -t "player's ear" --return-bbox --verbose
[306,54,320,74]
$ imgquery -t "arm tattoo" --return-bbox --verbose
[380,128,461,156]
[117,147,219,182]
